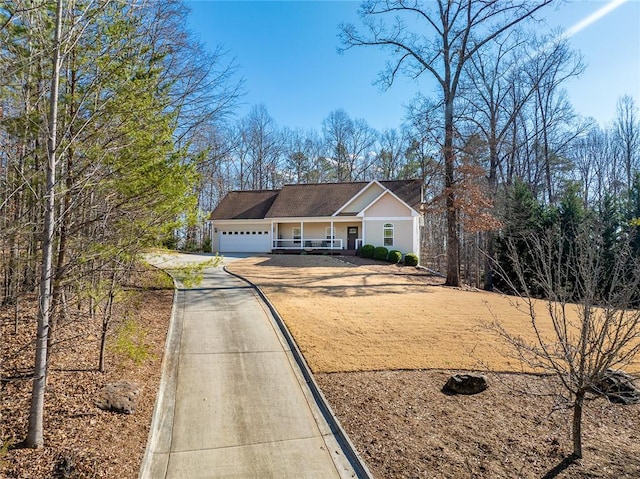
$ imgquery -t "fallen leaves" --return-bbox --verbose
[1,266,172,478]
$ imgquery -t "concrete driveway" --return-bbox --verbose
[139,253,360,478]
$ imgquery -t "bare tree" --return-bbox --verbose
[463,31,583,289]
[322,109,378,181]
[525,35,585,204]
[614,95,640,193]
[236,104,284,190]
[340,0,556,286]
[283,127,325,184]
[375,128,408,179]
[494,222,640,460]
[568,125,613,207]
[322,109,354,181]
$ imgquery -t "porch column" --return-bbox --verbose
[300,221,304,249]
[330,220,335,249]
[271,221,275,248]
[362,220,366,248]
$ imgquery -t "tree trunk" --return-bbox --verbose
[484,139,499,291]
[49,61,78,359]
[444,96,460,287]
[25,0,63,449]
[572,390,585,460]
[99,271,117,373]
[484,230,495,291]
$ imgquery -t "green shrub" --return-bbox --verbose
[374,246,389,261]
[162,235,178,250]
[111,318,150,365]
[360,244,375,259]
[202,237,212,253]
[388,250,402,263]
[404,253,419,266]
[183,240,198,252]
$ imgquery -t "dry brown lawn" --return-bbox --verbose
[227,254,640,374]
[227,254,640,479]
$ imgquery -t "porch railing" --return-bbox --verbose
[272,238,343,250]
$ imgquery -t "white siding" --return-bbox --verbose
[213,222,272,253]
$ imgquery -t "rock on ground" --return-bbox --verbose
[96,381,141,414]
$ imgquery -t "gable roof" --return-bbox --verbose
[210,179,423,220]
[359,189,420,217]
[333,180,386,216]
[383,179,423,211]
[210,190,280,220]
[265,182,366,218]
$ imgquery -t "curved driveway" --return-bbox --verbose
[139,253,359,479]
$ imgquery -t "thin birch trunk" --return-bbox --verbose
[25,0,63,449]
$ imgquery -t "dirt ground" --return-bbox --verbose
[317,370,640,479]
[228,254,640,479]
[1,266,173,478]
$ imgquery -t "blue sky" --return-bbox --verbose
[186,0,640,132]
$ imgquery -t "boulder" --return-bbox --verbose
[594,370,640,405]
[442,373,488,395]
[96,381,141,414]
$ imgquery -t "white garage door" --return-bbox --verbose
[218,230,271,253]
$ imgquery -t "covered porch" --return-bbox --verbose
[270,219,363,253]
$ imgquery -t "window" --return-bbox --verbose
[293,227,301,244]
[325,227,335,240]
[383,223,394,247]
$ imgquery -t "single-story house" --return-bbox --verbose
[209,179,424,259]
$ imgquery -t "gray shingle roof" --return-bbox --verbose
[210,180,423,220]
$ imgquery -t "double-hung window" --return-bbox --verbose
[325,226,335,247]
[325,227,335,239]
[383,223,394,247]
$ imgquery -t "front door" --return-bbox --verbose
[347,226,358,250]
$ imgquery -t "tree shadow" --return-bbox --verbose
[541,455,577,479]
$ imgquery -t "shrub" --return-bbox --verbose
[404,253,419,266]
[374,246,389,261]
[162,235,178,250]
[183,240,198,252]
[202,237,212,253]
[110,318,151,365]
[388,250,402,264]
[360,244,375,259]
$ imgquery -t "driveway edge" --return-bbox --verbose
[138,273,181,479]
[224,265,374,479]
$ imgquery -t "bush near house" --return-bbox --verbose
[202,238,212,253]
[404,253,419,266]
[360,244,375,259]
[374,246,389,261]
[388,250,402,264]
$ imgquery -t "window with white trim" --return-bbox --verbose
[293,227,301,244]
[325,227,335,240]
[383,223,394,247]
